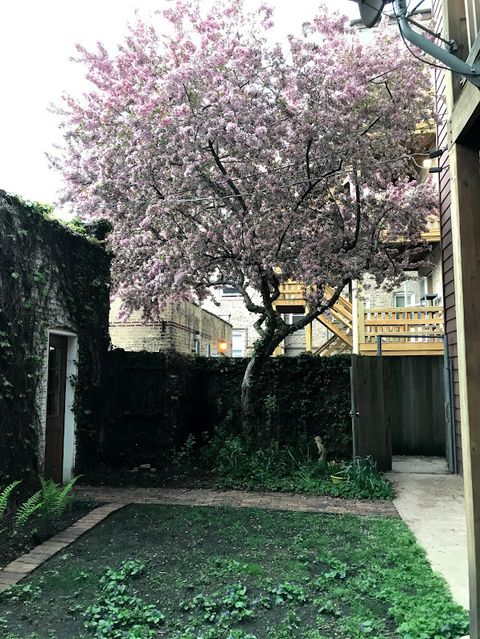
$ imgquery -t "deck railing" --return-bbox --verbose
[273,281,445,355]
[363,306,444,343]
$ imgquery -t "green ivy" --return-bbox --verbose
[103,351,352,469]
[0,190,111,487]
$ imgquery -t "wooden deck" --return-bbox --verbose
[273,282,444,356]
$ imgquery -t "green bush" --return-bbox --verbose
[201,432,393,500]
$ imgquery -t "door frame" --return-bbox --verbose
[42,329,78,483]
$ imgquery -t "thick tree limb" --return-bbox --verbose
[208,139,249,215]
[343,174,362,251]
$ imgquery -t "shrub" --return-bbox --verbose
[201,432,393,500]
[15,476,80,528]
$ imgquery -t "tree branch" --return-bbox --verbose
[343,174,362,251]
[208,139,249,214]
[275,158,344,258]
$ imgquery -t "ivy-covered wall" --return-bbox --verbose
[103,350,352,467]
[0,191,111,488]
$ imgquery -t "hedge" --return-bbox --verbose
[102,350,352,468]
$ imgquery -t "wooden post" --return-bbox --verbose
[352,280,365,355]
[450,141,480,636]
[443,1,480,633]
[305,321,313,353]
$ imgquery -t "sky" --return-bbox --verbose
[0,1,359,209]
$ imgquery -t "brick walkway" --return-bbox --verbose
[76,486,399,518]
[0,503,122,591]
[0,487,397,591]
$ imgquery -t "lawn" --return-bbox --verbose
[0,504,468,639]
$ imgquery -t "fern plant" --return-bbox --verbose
[39,476,79,518]
[14,490,43,527]
[14,475,81,528]
[0,480,22,521]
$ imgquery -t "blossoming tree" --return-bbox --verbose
[52,1,435,421]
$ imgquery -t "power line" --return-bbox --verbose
[163,152,430,206]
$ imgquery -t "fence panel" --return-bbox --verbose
[351,355,446,470]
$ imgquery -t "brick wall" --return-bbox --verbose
[0,192,110,483]
[110,298,232,356]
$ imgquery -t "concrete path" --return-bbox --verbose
[387,470,469,609]
[75,485,399,518]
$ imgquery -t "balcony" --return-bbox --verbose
[273,282,444,357]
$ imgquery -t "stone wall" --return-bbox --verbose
[110,298,232,356]
[0,192,110,486]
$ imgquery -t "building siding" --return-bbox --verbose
[433,0,462,471]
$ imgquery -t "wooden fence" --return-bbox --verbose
[351,355,446,470]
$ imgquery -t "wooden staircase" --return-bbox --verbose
[313,334,351,356]
[273,281,445,357]
[316,286,353,349]
[272,283,354,353]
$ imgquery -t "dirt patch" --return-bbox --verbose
[0,504,468,639]
[0,500,97,569]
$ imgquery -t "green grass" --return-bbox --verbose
[0,505,468,639]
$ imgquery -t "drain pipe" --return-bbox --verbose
[394,0,480,87]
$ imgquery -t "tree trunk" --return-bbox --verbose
[241,352,266,434]
[240,330,281,436]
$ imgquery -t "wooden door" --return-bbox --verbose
[44,335,67,482]
[384,357,446,457]
[351,356,392,471]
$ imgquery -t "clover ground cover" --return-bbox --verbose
[0,504,468,639]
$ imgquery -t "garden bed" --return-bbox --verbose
[0,499,97,569]
[80,450,395,501]
[0,504,468,639]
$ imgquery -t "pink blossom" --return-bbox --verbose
[51,0,436,353]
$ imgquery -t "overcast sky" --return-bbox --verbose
[0,1,360,208]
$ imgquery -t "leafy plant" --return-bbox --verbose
[202,430,393,501]
[0,582,42,602]
[38,476,80,518]
[0,480,21,521]
[14,490,43,527]
[342,457,394,500]
[269,582,307,606]
[14,476,80,527]
[181,583,254,626]
[173,434,197,471]
[84,559,164,639]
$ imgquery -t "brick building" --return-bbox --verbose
[0,192,110,486]
[110,298,232,357]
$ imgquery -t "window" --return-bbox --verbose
[222,286,240,297]
[393,293,405,308]
[393,292,415,308]
[289,313,305,325]
[232,330,246,357]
